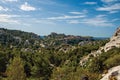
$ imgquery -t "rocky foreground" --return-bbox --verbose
[101,65,120,80]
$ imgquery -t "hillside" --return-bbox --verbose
[0,28,41,47]
[0,27,120,80]
[80,27,120,80]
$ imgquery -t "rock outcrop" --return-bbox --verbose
[100,65,120,80]
[103,27,120,52]
[80,27,120,66]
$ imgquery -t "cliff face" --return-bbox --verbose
[103,27,120,52]
[100,27,120,80]
[101,65,120,80]
[80,27,120,66]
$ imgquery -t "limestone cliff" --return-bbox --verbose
[100,65,120,80]
[80,27,120,66]
[104,27,120,52]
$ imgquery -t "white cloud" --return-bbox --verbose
[109,10,118,13]
[0,6,9,11]
[81,15,113,27]
[66,15,113,27]
[69,10,88,15]
[38,0,57,5]
[44,14,113,27]
[96,3,120,13]
[84,2,97,5]
[36,19,56,25]
[0,14,19,23]
[101,0,118,3]
[2,0,18,2]
[69,12,83,15]
[46,15,86,20]
[67,20,80,24]
[20,2,36,11]
[96,14,106,18]
[111,18,120,22]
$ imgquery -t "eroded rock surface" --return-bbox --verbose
[100,65,120,80]
[80,27,120,66]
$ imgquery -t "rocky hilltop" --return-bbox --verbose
[100,27,120,80]
[80,27,120,66]
[104,27,120,52]
[43,32,94,47]
[79,27,120,80]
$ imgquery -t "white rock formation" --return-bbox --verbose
[80,27,120,66]
[103,27,120,52]
[100,65,120,80]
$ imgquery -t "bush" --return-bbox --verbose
[104,54,120,69]
[6,56,26,80]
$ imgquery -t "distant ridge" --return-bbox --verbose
[93,37,109,40]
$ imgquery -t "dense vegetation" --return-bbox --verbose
[0,28,120,80]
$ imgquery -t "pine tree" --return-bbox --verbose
[6,56,26,80]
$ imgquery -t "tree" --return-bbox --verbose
[87,57,103,73]
[6,56,26,80]
[0,51,7,73]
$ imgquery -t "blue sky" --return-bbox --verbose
[0,0,120,37]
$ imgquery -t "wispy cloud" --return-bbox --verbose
[81,15,113,27]
[0,6,9,11]
[38,0,57,5]
[46,15,86,20]
[109,10,119,13]
[67,20,80,24]
[38,0,67,7]
[20,2,36,11]
[96,3,120,13]
[69,12,83,15]
[35,19,56,25]
[101,0,118,3]
[84,2,97,5]
[111,18,120,22]
[69,10,88,15]
[43,13,113,27]
[0,14,19,23]
[67,15,113,27]
[96,14,106,18]
[2,0,18,2]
